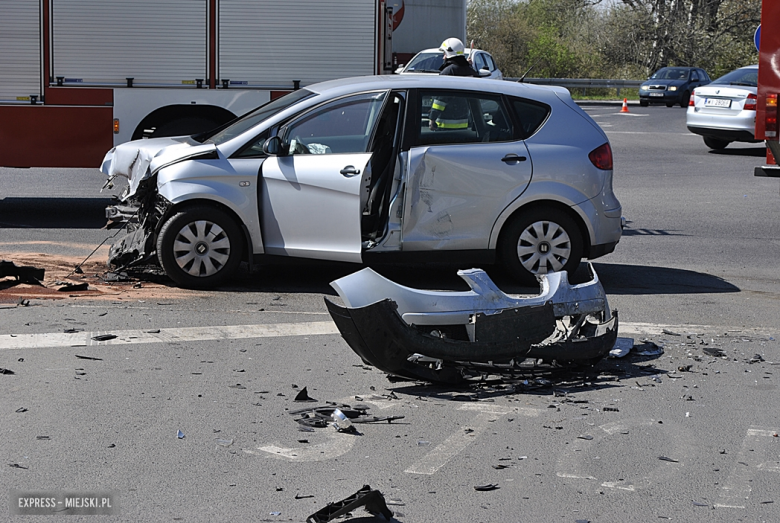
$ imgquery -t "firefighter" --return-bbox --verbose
[428,38,476,131]
[437,38,477,77]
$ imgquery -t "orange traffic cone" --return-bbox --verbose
[620,98,629,113]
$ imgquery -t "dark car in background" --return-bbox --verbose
[639,67,710,108]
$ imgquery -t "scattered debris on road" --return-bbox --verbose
[306,485,393,523]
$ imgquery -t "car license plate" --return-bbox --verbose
[705,98,731,108]
[649,93,663,97]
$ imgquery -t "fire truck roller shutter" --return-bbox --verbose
[132,105,236,140]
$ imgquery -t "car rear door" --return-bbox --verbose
[401,90,533,252]
[260,91,387,262]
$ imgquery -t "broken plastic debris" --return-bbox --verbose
[269,511,281,516]
[331,409,354,433]
[57,282,89,292]
[474,484,499,491]
[0,260,45,284]
[215,438,233,447]
[662,329,681,336]
[1,368,16,375]
[417,440,431,446]
[91,334,117,341]
[577,435,594,440]
[9,463,29,469]
[609,337,634,358]
[692,501,708,507]
[703,347,726,358]
[634,341,664,356]
[75,355,103,361]
[326,264,618,384]
[295,493,315,500]
[16,407,28,413]
[177,430,185,439]
[294,387,317,402]
[658,456,679,463]
[306,485,392,523]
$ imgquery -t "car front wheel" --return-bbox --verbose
[500,208,584,285]
[680,91,690,108]
[157,205,243,288]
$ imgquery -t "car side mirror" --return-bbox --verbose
[263,136,287,156]
[478,68,491,77]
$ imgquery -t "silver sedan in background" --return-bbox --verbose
[101,75,622,288]
[686,65,759,150]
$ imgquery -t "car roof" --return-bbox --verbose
[415,48,486,55]
[305,74,564,101]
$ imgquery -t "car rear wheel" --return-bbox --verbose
[500,208,584,285]
[639,100,649,107]
[157,205,243,288]
[680,91,690,107]
[703,137,730,150]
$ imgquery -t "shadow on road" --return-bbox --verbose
[590,262,739,295]
[0,197,112,229]
[709,146,765,157]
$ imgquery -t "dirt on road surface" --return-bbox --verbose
[0,253,200,304]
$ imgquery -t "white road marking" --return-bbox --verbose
[248,432,356,461]
[0,321,340,350]
[556,418,695,492]
[0,320,772,351]
[405,404,539,475]
[715,426,780,509]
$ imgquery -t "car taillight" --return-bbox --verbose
[766,93,778,138]
[744,93,758,111]
[689,89,695,106]
[588,143,613,170]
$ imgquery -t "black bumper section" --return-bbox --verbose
[755,165,780,178]
[325,297,619,384]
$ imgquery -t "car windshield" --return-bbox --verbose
[651,68,690,80]
[710,67,758,87]
[201,89,315,145]
[405,52,445,73]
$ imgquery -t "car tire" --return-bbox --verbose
[156,205,243,289]
[680,91,690,108]
[639,100,649,107]
[703,137,730,150]
[500,208,584,285]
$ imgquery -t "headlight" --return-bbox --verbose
[640,86,648,91]
[669,86,678,91]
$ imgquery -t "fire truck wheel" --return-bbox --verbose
[157,205,243,288]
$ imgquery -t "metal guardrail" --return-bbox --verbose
[507,77,644,97]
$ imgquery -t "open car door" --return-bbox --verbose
[260,91,388,262]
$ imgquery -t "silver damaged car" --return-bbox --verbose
[101,75,623,288]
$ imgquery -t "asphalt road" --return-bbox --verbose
[2,105,780,522]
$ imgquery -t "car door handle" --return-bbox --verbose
[501,154,527,163]
[340,166,361,177]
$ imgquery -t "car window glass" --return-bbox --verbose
[282,91,388,155]
[509,97,550,139]
[473,53,487,71]
[710,67,757,87]
[691,72,699,81]
[416,90,514,146]
[405,52,444,73]
[233,130,270,158]
[485,54,496,71]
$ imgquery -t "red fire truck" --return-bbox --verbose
[755,0,780,178]
[0,0,466,168]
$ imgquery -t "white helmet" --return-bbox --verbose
[439,38,465,59]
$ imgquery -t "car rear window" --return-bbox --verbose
[710,68,758,87]
[509,97,550,139]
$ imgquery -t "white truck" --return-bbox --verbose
[0,0,465,168]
